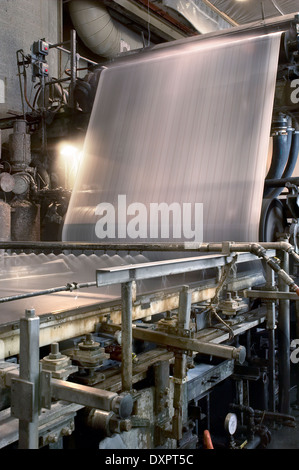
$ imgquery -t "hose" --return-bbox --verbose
[264,133,290,198]
[266,130,299,199]
[282,130,299,178]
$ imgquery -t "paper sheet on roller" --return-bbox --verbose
[0,32,282,328]
[63,31,282,244]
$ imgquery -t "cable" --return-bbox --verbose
[209,305,235,341]
[208,255,238,340]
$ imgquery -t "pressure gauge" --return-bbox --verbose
[224,413,238,436]
[12,174,30,195]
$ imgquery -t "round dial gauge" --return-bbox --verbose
[224,413,238,435]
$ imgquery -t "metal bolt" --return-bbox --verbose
[47,434,58,443]
[49,342,62,359]
[51,342,59,355]
[85,333,93,343]
[25,308,35,318]
[61,427,72,436]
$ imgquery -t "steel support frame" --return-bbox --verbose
[96,252,274,287]
[10,309,40,449]
[278,248,290,414]
[265,265,276,412]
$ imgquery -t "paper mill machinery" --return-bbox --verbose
[0,12,299,451]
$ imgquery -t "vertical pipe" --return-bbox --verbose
[69,29,77,109]
[154,360,170,447]
[295,301,299,408]
[121,281,133,392]
[172,353,187,440]
[40,74,46,157]
[178,285,191,331]
[18,308,40,449]
[154,360,169,415]
[244,380,250,406]
[58,0,63,80]
[246,330,251,361]
[266,265,276,411]
[278,248,290,414]
[235,380,244,425]
[268,328,276,411]
[206,393,210,431]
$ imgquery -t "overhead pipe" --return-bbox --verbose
[1,239,299,266]
[0,239,298,253]
[68,0,144,59]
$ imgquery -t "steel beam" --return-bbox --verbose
[51,380,133,419]
[11,309,40,449]
[244,290,299,300]
[131,326,246,363]
[96,252,267,287]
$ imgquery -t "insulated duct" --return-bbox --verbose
[68,0,144,58]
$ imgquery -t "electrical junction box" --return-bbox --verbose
[32,40,49,57]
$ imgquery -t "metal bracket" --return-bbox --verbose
[40,370,52,410]
[244,289,299,300]
[222,241,232,256]
[11,378,34,421]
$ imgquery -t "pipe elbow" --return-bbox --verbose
[250,243,266,257]
[278,241,294,253]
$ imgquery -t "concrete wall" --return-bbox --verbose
[0,0,62,134]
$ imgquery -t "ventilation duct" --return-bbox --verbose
[68,0,144,58]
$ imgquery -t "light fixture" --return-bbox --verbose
[59,142,82,189]
[59,143,79,159]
